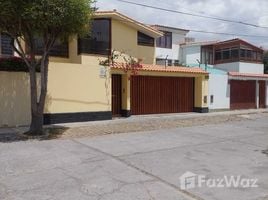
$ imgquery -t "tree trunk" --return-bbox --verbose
[27,55,49,135]
[29,111,44,135]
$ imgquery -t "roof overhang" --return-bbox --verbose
[229,72,268,81]
[94,11,163,38]
[151,25,189,35]
[110,62,208,75]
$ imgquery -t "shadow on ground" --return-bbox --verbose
[0,126,69,143]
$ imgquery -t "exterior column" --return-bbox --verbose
[194,75,209,113]
[256,80,259,109]
[121,72,131,117]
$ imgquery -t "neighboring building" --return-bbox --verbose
[0,33,14,56]
[0,11,209,127]
[179,41,219,66]
[151,25,189,66]
[181,38,268,111]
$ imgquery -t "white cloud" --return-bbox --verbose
[96,0,268,49]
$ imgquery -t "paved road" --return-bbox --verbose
[0,113,268,200]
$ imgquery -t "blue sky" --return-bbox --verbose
[96,0,268,49]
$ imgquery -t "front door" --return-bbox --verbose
[112,74,122,116]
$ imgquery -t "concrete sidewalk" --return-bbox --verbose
[0,112,268,200]
[1,109,267,141]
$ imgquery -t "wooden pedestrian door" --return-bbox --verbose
[259,81,266,108]
[112,74,122,116]
[131,76,194,115]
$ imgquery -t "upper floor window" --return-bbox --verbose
[215,47,262,63]
[33,37,69,58]
[156,31,172,49]
[0,33,14,56]
[137,31,154,47]
[78,19,111,55]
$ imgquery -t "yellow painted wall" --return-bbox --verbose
[0,72,39,127]
[194,76,209,108]
[111,19,155,64]
[121,73,131,110]
[45,61,111,114]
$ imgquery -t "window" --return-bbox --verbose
[156,58,175,66]
[246,50,252,59]
[0,33,14,56]
[222,49,230,60]
[78,19,111,55]
[174,60,180,66]
[215,51,221,61]
[137,31,154,47]
[252,51,257,60]
[156,58,166,65]
[167,59,172,66]
[34,37,69,57]
[231,48,239,59]
[240,49,246,58]
[156,31,172,48]
[257,52,263,61]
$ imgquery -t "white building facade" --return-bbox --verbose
[152,25,189,66]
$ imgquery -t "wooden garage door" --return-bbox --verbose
[131,76,194,115]
[259,81,266,108]
[230,80,256,110]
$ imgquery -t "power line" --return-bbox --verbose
[116,0,268,29]
[188,29,268,38]
[108,17,268,39]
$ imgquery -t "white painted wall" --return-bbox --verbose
[180,45,201,65]
[155,32,185,61]
[214,62,240,72]
[208,74,230,110]
[215,62,264,74]
[239,62,264,74]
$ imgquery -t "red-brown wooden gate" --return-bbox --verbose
[230,80,256,110]
[131,76,194,115]
[259,80,266,108]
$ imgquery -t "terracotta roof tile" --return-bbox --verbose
[111,62,208,74]
[229,71,268,78]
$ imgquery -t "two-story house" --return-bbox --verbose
[0,10,209,127]
[180,38,268,110]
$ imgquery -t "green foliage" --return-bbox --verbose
[0,0,94,39]
[0,57,40,72]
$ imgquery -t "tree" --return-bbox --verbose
[264,51,268,74]
[0,0,94,135]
